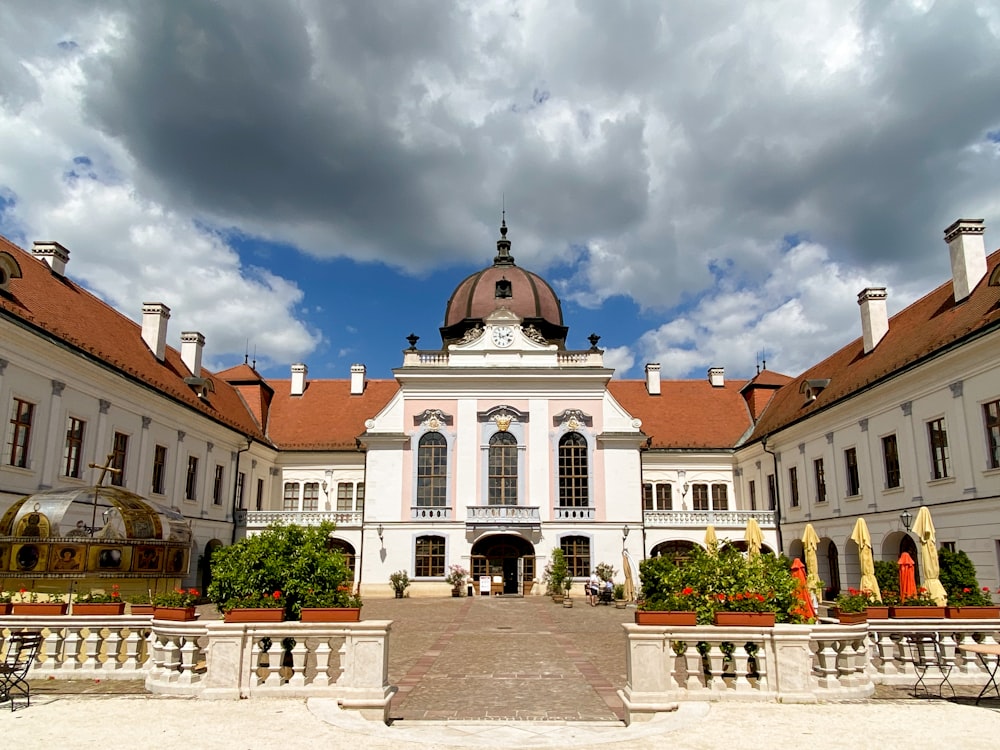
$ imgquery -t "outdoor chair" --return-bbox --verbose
[0,631,44,711]
[906,633,954,700]
[597,587,614,605]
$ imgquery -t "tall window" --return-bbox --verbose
[882,434,901,488]
[766,474,776,510]
[414,535,445,577]
[236,471,246,508]
[986,400,1000,470]
[7,398,34,468]
[814,458,827,502]
[151,445,167,495]
[212,465,225,505]
[63,417,85,478]
[748,480,756,510]
[711,484,728,511]
[788,467,799,508]
[558,432,589,507]
[110,432,128,486]
[185,456,198,500]
[844,448,860,496]
[488,432,518,505]
[255,478,264,511]
[302,481,319,511]
[642,483,672,511]
[282,482,299,510]
[561,536,591,578]
[416,432,448,506]
[356,482,365,512]
[692,483,709,511]
[336,482,364,512]
[927,418,950,479]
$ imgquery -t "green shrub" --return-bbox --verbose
[543,548,570,595]
[874,559,898,595]
[939,547,992,605]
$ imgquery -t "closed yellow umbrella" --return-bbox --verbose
[622,549,637,603]
[849,517,882,603]
[802,524,822,598]
[704,524,718,553]
[912,507,948,605]
[744,517,763,558]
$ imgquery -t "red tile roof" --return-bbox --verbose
[0,236,267,442]
[265,380,399,450]
[608,380,754,449]
[749,249,1000,442]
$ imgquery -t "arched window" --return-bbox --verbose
[415,535,445,577]
[488,432,518,505]
[561,535,591,578]
[416,432,448,507]
[558,432,589,507]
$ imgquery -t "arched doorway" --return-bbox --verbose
[471,534,535,595]
[649,540,699,565]
[327,538,357,576]
[201,539,224,592]
[819,538,841,600]
[899,534,921,584]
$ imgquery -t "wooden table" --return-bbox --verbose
[958,643,1000,704]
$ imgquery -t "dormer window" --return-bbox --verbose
[0,251,23,293]
[799,378,831,403]
[495,277,512,298]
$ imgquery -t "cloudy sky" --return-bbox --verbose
[2,1,999,382]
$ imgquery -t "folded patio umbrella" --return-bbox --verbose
[849,517,882,602]
[912,507,948,605]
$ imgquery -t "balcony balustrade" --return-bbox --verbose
[239,510,364,530]
[411,506,452,520]
[466,505,541,529]
[643,509,776,529]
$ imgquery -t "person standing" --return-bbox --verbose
[588,571,600,606]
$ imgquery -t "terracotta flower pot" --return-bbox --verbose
[129,604,156,615]
[0,602,12,615]
[945,606,1000,619]
[72,602,126,616]
[713,611,776,627]
[888,606,946,619]
[635,610,697,626]
[11,602,68,616]
[153,606,198,621]
[866,606,890,619]
[224,607,285,623]
[830,608,868,624]
[300,607,361,622]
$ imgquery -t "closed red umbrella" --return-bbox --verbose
[898,552,917,602]
[791,558,816,621]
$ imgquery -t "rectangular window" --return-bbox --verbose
[185,455,198,500]
[282,482,298,511]
[985,400,1000,470]
[788,467,799,508]
[657,483,672,510]
[941,541,956,553]
[927,418,950,479]
[236,472,246,508]
[748,480,756,510]
[692,483,709,511]
[302,481,319,511]
[255,477,264,511]
[7,398,34,468]
[882,434,901,488]
[814,458,827,503]
[151,445,167,495]
[560,536,591,578]
[337,482,353,511]
[356,482,365,512]
[415,535,445,577]
[212,464,225,505]
[110,432,128,486]
[63,417,85,478]
[766,474,776,510]
[711,484,728,511]
[642,483,653,511]
[844,448,860,496]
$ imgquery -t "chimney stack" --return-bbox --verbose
[291,363,308,396]
[180,331,205,375]
[32,241,70,276]
[944,219,987,303]
[857,287,888,354]
[645,363,661,396]
[141,303,170,361]
[708,367,725,387]
[350,364,366,395]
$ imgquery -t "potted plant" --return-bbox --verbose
[11,588,68,616]
[72,585,126,615]
[543,548,569,603]
[445,564,468,597]
[945,586,999,619]
[390,570,410,598]
[831,588,875,624]
[712,590,776,627]
[890,587,946,618]
[0,590,12,615]
[127,591,155,615]
[613,583,627,609]
[562,577,574,607]
[300,586,363,621]
[637,586,700,626]
[153,588,200,620]
[222,590,286,622]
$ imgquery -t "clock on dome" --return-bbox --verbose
[491,325,515,348]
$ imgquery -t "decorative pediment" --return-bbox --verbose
[413,408,453,429]
[553,409,593,430]
[479,404,528,429]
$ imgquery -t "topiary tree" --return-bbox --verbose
[208,521,355,618]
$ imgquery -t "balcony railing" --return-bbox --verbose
[240,510,364,529]
[466,505,541,528]
[554,506,595,520]
[643,509,776,529]
[411,506,452,520]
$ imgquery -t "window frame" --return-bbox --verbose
[212,464,225,505]
[788,466,799,508]
[185,455,198,501]
[560,535,591,578]
[302,481,319,511]
[414,535,445,578]
[927,418,950,480]
[63,416,85,478]
[985,399,1000,470]
[7,398,34,468]
[151,444,167,495]
[882,433,901,489]
[691,483,709,511]
[711,483,728,511]
[109,431,129,487]
[488,431,518,505]
[844,447,860,496]
[814,458,827,503]
[416,432,448,507]
[282,482,299,511]
[557,432,589,507]
[766,474,776,510]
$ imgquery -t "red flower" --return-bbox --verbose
[716,593,726,602]
[681,587,694,596]
[963,587,972,594]
[273,590,282,600]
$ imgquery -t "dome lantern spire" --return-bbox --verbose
[494,210,514,266]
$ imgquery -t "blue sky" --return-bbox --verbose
[1,2,999,384]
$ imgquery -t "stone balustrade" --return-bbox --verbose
[642,509,777,529]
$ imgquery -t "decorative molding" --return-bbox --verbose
[755,460,761,470]
[553,408,593,430]
[0,358,7,374]
[734,467,743,477]
[51,380,65,396]
[798,443,805,455]
[251,459,258,469]
[176,430,186,442]
[99,399,111,414]
[825,432,834,445]
[413,408,453,429]
[901,401,912,417]
[949,381,963,398]
[270,467,280,477]
[141,416,152,429]
[858,418,868,432]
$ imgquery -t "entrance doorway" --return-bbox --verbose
[471,534,535,594]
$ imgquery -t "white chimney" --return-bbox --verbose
[141,303,170,361]
[645,363,661,396]
[857,287,888,354]
[350,364,366,395]
[944,219,987,302]
[291,363,307,396]
[708,367,725,387]
[180,331,205,375]
[32,241,70,276]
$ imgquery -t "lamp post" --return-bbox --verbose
[899,508,913,532]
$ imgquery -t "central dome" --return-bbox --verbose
[441,220,567,347]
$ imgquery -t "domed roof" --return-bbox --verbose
[441,219,567,345]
